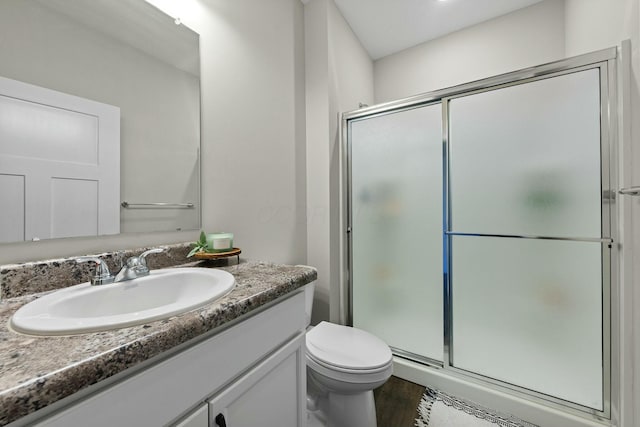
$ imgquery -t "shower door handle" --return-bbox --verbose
[619,186,640,196]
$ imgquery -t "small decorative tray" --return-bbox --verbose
[193,248,241,262]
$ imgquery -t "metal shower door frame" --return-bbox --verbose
[341,47,618,422]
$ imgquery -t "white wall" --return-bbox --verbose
[192,0,307,266]
[0,0,307,266]
[373,0,566,103]
[565,0,632,56]
[304,0,374,323]
[304,0,331,323]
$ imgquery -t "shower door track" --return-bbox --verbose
[342,47,619,424]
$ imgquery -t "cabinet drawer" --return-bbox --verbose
[33,291,306,427]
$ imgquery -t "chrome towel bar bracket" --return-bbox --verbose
[618,187,640,196]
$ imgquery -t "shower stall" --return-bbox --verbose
[342,48,618,424]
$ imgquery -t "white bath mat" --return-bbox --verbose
[415,388,538,427]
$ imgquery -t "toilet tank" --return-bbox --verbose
[303,282,315,327]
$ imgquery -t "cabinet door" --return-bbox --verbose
[174,404,208,427]
[209,335,306,427]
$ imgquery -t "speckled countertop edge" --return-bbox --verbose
[0,261,317,426]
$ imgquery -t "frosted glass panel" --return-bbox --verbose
[351,104,443,361]
[451,236,603,410]
[449,69,602,238]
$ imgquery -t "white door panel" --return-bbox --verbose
[0,94,99,164]
[0,75,120,241]
[50,178,98,239]
[0,173,25,243]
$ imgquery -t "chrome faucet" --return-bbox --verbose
[114,248,165,283]
[76,248,165,286]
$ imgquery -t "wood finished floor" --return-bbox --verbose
[374,376,426,427]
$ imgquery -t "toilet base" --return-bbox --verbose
[307,390,378,427]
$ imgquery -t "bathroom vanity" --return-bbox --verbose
[0,261,316,426]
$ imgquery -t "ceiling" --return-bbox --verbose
[333,0,545,60]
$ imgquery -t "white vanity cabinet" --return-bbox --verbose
[30,291,307,427]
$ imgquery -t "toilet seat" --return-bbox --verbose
[306,352,393,387]
[307,352,391,375]
[306,322,392,373]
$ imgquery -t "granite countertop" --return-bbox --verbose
[0,261,317,426]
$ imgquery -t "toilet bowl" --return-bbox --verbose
[304,284,393,427]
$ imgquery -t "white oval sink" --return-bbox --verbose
[10,268,235,336]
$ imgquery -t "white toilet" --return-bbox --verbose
[304,284,393,427]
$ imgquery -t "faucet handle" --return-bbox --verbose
[138,248,165,265]
[124,247,166,277]
[138,247,166,267]
[75,256,114,286]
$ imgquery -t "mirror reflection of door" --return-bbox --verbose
[0,76,120,243]
[0,0,201,242]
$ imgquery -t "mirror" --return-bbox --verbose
[0,0,201,243]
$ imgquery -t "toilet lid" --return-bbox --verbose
[306,322,392,371]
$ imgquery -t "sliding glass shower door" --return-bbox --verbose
[350,104,443,362]
[346,50,615,416]
[446,69,607,411]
